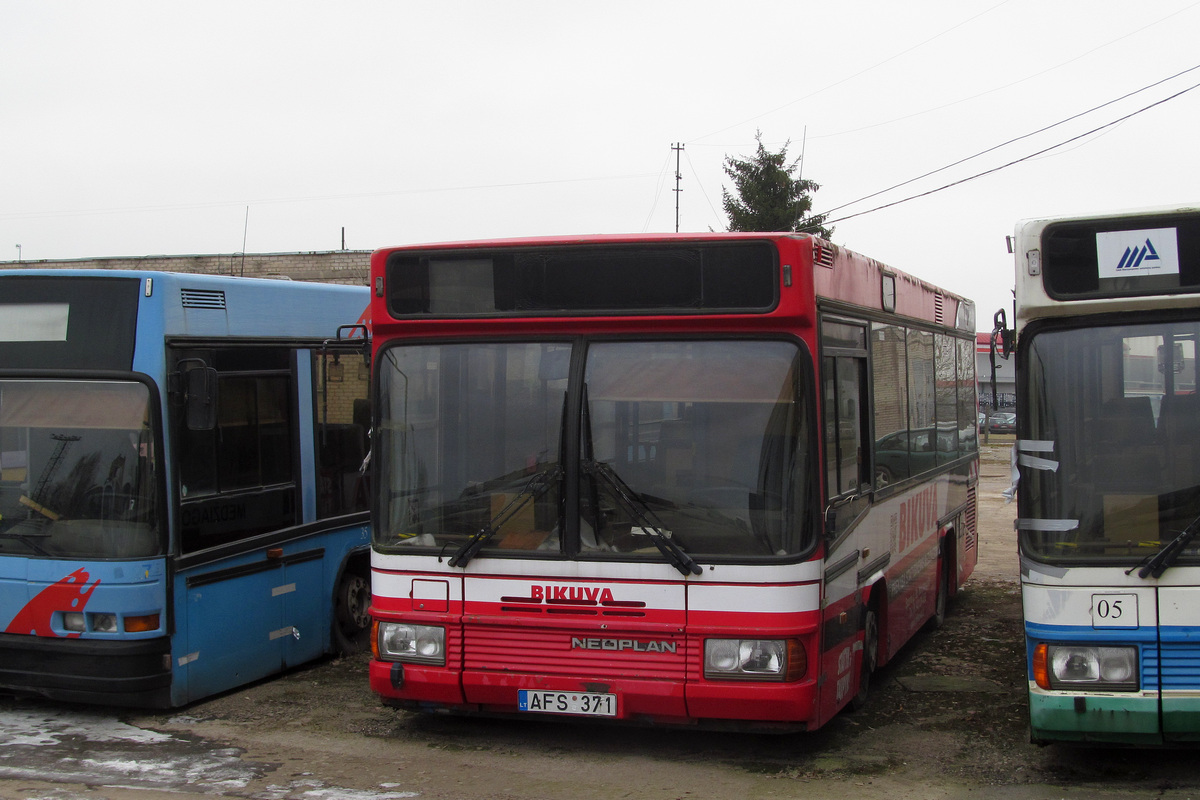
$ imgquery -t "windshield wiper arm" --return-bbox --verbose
[448,465,562,569]
[1130,512,1200,579]
[0,524,53,557]
[583,459,702,577]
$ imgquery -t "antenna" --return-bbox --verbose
[797,126,807,181]
[241,206,249,276]
[672,142,684,232]
[794,126,808,231]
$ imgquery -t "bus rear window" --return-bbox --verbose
[386,242,778,317]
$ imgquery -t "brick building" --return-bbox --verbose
[0,250,371,286]
[1,251,375,474]
[4,251,1011,417]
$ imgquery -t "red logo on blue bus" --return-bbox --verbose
[5,568,99,638]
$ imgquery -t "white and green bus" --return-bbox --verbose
[1004,204,1200,744]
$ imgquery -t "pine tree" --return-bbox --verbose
[722,131,832,238]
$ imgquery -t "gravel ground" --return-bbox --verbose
[8,439,1196,800]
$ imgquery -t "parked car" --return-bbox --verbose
[977,411,988,433]
[874,427,958,486]
[988,412,1016,433]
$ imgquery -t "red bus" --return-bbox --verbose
[367,233,978,729]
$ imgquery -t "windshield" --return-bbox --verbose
[0,380,162,559]
[1020,318,1200,566]
[375,339,814,561]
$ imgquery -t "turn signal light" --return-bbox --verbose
[125,613,161,633]
[1033,643,1050,689]
[786,639,807,682]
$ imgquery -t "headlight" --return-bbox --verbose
[1033,644,1138,691]
[377,622,445,665]
[63,612,119,633]
[704,638,805,681]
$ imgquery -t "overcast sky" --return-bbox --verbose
[3,1,1198,329]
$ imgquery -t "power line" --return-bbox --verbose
[683,0,1200,206]
[682,148,724,231]
[687,0,1013,144]
[808,1,1200,142]
[640,149,674,233]
[0,172,661,222]
[820,62,1200,218]
[821,78,1200,226]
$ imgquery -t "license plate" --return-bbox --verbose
[518,690,617,717]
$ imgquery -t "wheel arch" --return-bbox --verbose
[330,544,372,655]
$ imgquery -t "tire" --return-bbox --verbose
[926,541,951,631]
[333,565,371,654]
[850,605,878,711]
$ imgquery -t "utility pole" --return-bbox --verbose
[672,142,684,233]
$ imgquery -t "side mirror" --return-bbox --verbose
[991,309,1014,360]
[184,365,219,431]
[336,324,372,368]
[988,309,1015,414]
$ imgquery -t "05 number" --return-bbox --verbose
[1091,593,1137,628]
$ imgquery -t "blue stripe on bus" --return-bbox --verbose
[1025,621,1200,692]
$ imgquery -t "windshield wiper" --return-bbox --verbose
[1129,512,1200,579]
[448,465,562,569]
[583,459,702,577]
[0,522,53,557]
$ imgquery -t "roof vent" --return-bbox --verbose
[813,240,835,268]
[181,289,227,310]
[934,293,946,325]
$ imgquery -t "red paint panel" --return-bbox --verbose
[686,679,818,726]
[5,568,98,637]
[370,660,465,705]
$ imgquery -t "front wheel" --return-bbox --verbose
[333,566,371,654]
[921,542,950,633]
[926,549,950,631]
[849,605,878,711]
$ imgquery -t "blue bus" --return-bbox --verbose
[1000,204,1200,744]
[0,270,372,707]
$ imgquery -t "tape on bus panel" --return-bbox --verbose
[1018,455,1059,472]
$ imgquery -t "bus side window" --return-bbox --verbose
[315,350,371,518]
[823,352,870,541]
[177,348,297,553]
[821,319,870,542]
[823,354,869,499]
